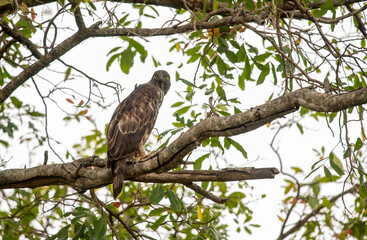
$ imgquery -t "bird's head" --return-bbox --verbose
[150,70,171,95]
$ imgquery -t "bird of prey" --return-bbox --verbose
[107,70,171,199]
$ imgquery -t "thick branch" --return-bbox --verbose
[0,19,43,59]
[132,168,279,183]
[0,87,366,191]
[0,156,278,190]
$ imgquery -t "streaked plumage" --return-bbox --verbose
[107,70,170,199]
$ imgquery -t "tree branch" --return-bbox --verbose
[0,21,102,105]
[0,155,278,190]
[184,182,228,204]
[277,185,357,240]
[0,19,43,59]
[0,87,366,191]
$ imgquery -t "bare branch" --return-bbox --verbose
[277,185,358,240]
[184,182,228,204]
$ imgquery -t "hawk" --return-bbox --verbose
[107,70,171,199]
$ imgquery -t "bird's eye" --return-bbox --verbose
[164,76,169,79]
[153,75,157,78]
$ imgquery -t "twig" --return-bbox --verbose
[184,182,228,204]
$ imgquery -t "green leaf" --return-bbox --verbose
[312,183,320,196]
[329,153,344,176]
[226,137,247,159]
[225,50,237,63]
[150,184,164,204]
[91,216,107,240]
[324,166,333,181]
[299,106,309,116]
[246,43,258,55]
[166,189,182,212]
[243,56,251,80]
[296,123,304,134]
[193,153,210,170]
[343,148,351,159]
[271,62,277,85]
[213,0,218,10]
[73,222,86,239]
[230,40,240,49]
[28,111,45,117]
[308,197,319,209]
[354,138,363,151]
[256,63,270,85]
[359,181,367,198]
[152,56,160,67]
[243,0,255,10]
[120,48,134,74]
[10,96,22,109]
[46,225,70,240]
[171,101,184,108]
[217,44,227,54]
[238,74,245,90]
[254,53,271,63]
[128,38,148,62]
[106,53,119,71]
[174,106,191,116]
[178,78,198,88]
[151,215,168,231]
[329,112,337,122]
[64,67,71,80]
[107,47,121,55]
[0,139,9,147]
[216,56,227,75]
[0,0,10,7]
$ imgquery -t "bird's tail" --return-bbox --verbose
[113,159,127,199]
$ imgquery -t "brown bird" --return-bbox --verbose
[107,70,171,199]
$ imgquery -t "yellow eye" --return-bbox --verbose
[164,76,169,79]
[154,75,157,78]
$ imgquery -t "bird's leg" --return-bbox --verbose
[135,150,156,161]
[132,144,160,165]
[131,145,147,165]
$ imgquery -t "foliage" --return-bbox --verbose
[0,0,367,239]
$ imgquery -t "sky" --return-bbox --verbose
[1,2,364,239]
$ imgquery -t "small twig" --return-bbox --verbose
[204,96,219,117]
[88,190,121,240]
[345,4,367,39]
[73,5,86,29]
[31,77,64,163]
[184,182,228,204]
[43,151,48,165]
[90,189,139,239]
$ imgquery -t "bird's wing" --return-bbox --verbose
[107,83,163,164]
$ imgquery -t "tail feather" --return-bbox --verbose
[113,159,127,199]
